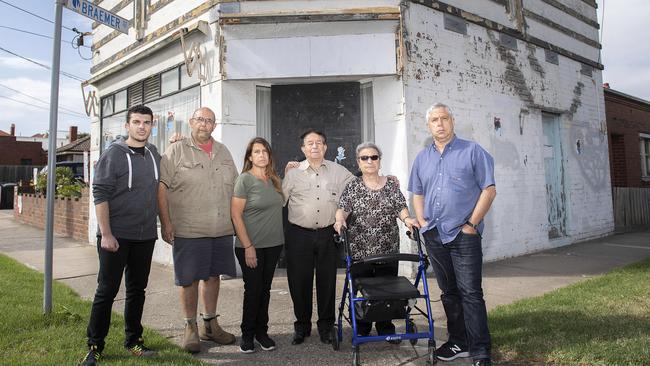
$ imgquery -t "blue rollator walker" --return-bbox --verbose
[331,227,437,365]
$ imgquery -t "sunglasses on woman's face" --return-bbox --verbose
[358,155,380,161]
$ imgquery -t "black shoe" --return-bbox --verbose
[125,339,155,357]
[319,331,332,344]
[436,341,469,361]
[80,345,101,366]
[239,337,255,353]
[473,358,492,366]
[291,332,306,345]
[255,334,276,351]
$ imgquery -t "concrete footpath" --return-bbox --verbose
[1,209,649,366]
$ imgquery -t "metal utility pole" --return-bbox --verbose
[44,0,64,314]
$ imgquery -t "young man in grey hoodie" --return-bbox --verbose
[80,105,161,366]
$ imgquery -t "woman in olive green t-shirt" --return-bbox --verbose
[231,137,284,354]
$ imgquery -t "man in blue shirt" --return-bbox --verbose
[408,103,496,366]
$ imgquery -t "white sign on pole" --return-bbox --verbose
[64,0,130,34]
[83,151,89,183]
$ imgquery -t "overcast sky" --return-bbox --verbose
[0,0,91,138]
[597,0,650,100]
[0,1,646,137]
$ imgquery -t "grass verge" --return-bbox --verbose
[490,257,650,365]
[0,254,202,365]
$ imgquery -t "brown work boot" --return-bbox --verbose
[182,321,201,353]
[199,315,236,345]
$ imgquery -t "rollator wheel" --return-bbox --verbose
[406,320,418,345]
[427,341,437,364]
[331,324,340,351]
[352,346,361,366]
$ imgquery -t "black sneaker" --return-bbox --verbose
[239,337,255,354]
[473,358,492,366]
[436,341,469,361]
[80,345,101,366]
[125,339,156,357]
[255,334,276,351]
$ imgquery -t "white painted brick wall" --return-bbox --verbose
[402,3,613,261]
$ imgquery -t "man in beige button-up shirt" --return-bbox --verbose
[282,129,354,345]
[158,107,238,353]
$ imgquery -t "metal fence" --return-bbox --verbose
[613,187,650,231]
[0,165,43,184]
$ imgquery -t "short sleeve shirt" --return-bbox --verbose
[339,177,407,260]
[408,136,495,244]
[282,160,354,229]
[233,172,284,249]
[159,137,238,238]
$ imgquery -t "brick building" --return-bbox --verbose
[605,85,650,188]
[87,0,611,265]
[0,124,47,166]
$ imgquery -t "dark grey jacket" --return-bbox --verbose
[93,137,161,241]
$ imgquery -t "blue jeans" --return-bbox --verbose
[423,228,491,359]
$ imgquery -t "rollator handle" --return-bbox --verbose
[333,227,352,257]
[406,227,426,258]
[405,226,420,241]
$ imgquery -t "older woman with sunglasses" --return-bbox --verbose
[334,142,418,338]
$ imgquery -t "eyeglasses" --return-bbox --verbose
[192,116,215,125]
[358,155,380,161]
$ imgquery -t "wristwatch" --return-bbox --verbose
[465,221,479,230]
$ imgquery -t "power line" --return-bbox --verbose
[0,95,87,118]
[0,0,76,33]
[0,46,86,82]
[0,83,86,117]
[0,25,91,48]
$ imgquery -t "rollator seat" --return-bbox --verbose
[354,276,420,300]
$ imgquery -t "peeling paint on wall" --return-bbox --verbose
[568,81,585,118]
[494,117,502,135]
[519,108,528,135]
[486,30,535,106]
[570,125,608,192]
[526,44,545,78]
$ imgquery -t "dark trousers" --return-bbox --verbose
[423,228,491,359]
[351,261,398,336]
[235,245,283,339]
[86,237,155,350]
[285,224,337,335]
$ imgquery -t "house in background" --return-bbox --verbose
[15,126,79,151]
[605,84,650,188]
[0,124,47,183]
[604,83,650,230]
[56,130,89,163]
[0,124,47,166]
[86,0,612,268]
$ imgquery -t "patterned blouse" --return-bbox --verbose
[338,177,408,260]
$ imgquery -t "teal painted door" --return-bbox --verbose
[542,113,566,239]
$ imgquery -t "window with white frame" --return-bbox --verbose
[641,133,650,179]
[100,64,200,152]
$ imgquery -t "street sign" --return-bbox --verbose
[64,0,130,34]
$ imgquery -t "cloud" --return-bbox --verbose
[0,76,90,136]
[598,0,650,100]
[0,55,48,71]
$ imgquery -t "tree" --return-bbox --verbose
[36,167,84,198]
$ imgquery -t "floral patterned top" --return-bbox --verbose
[338,177,407,260]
